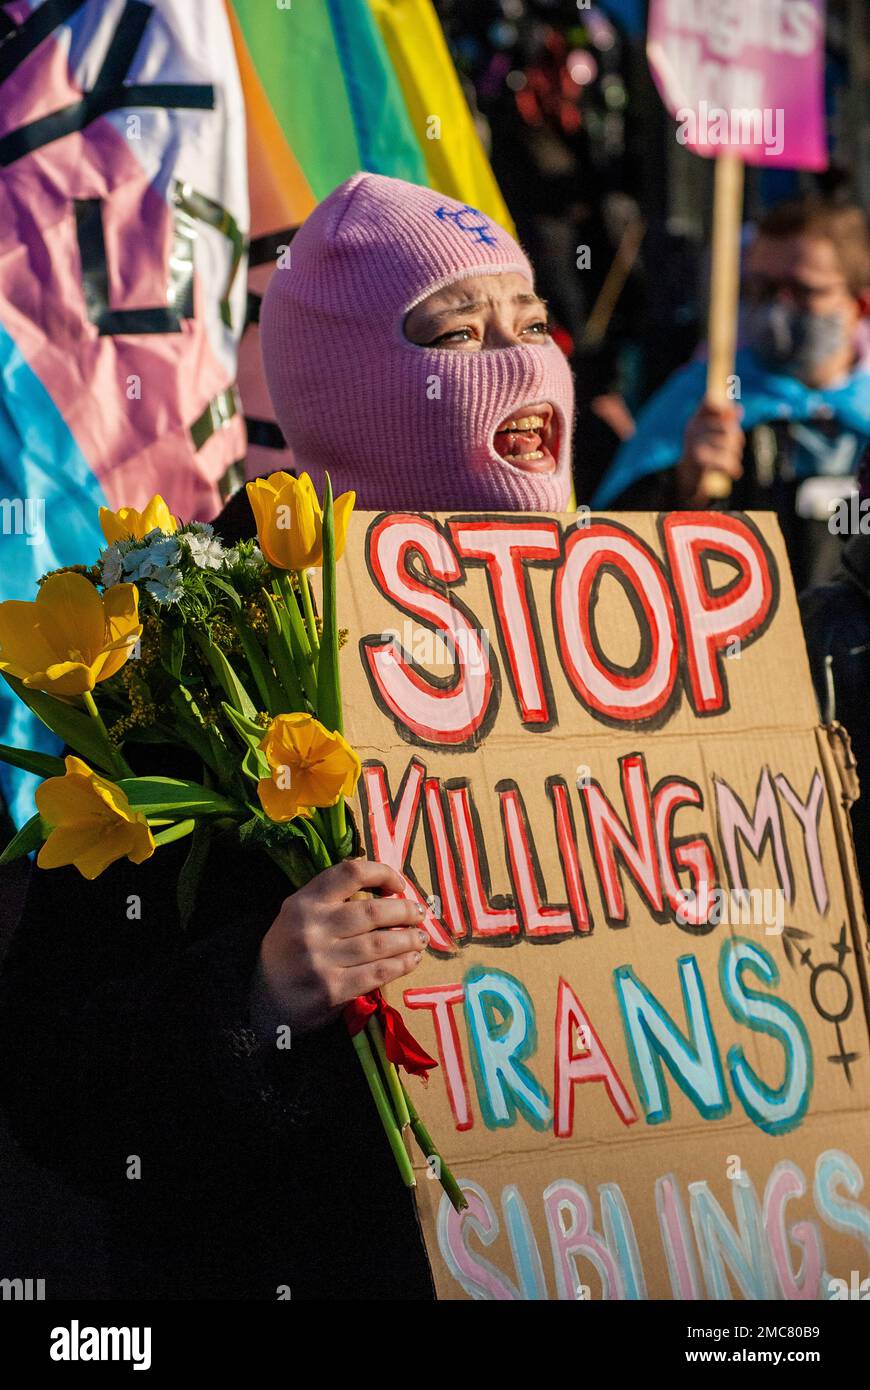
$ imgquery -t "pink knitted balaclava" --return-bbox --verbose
[259,173,574,511]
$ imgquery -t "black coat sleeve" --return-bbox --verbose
[0,833,314,1203]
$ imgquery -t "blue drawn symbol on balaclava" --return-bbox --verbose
[434,204,498,246]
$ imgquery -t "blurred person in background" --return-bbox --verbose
[800,447,870,908]
[437,1,652,499]
[594,199,870,592]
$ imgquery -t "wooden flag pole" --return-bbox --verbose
[704,150,745,500]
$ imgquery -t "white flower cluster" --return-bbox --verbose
[99,523,265,605]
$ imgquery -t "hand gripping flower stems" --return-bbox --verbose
[0,477,465,1212]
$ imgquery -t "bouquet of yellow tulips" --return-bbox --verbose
[0,473,463,1212]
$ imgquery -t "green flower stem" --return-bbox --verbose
[302,816,333,873]
[275,575,317,706]
[311,807,332,847]
[366,1013,411,1129]
[351,1030,416,1189]
[295,568,320,653]
[264,592,307,712]
[326,796,347,861]
[82,690,133,778]
[236,612,287,716]
[400,1078,468,1214]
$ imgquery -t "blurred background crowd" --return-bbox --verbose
[437,0,870,519]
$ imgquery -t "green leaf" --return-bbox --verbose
[295,814,334,872]
[176,819,213,931]
[264,592,307,711]
[236,613,287,715]
[236,812,318,887]
[221,702,267,748]
[196,636,257,720]
[152,819,195,847]
[275,574,318,705]
[2,674,119,775]
[161,622,185,678]
[208,574,242,611]
[317,474,342,735]
[118,776,240,817]
[241,744,270,782]
[168,688,223,775]
[0,813,44,864]
[0,742,66,778]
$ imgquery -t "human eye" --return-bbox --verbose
[427,325,478,347]
[522,319,550,338]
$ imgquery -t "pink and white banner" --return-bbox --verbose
[647,0,828,169]
[0,0,249,522]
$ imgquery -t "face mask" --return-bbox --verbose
[744,301,848,377]
[260,173,575,513]
[270,332,575,514]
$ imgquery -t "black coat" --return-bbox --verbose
[0,488,435,1301]
[799,531,870,912]
[0,830,435,1300]
[0,822,433,1289]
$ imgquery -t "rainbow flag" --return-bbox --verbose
[229,0,517,484]
[369,0,515,232]
[228,0,426,219]
[228,0,515,235]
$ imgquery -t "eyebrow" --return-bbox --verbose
[427,292,547,323]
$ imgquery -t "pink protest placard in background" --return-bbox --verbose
[647,0,828,169]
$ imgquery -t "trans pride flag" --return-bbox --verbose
[0,0,249,823]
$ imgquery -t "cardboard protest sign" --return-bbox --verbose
[647,0,827,168]
[338,509,870,1301]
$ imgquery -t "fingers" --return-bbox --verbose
[694,443,744,479]
[338,949,425,1003]
[332,924,429,967]
[679,400,745,504]
[332,894,425,938]
[301,858,408,905]
[690,416,743,451]
[696,400,742,426]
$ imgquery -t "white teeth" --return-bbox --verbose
[506,449,544,460]
[499,414,546,432]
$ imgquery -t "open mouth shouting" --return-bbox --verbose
[492,402,558,474]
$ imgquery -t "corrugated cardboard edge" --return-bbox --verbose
[815,722,870,1033]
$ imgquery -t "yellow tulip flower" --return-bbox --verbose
[36,755,155,880]
[0,572,142,697]
[99,494,178,544]
[257,712,361,822]
[246,471,355,571]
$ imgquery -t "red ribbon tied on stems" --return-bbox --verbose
[343,991,437,1080]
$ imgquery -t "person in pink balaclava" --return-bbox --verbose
[258,172,575,512]
[0,179,577,1307]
